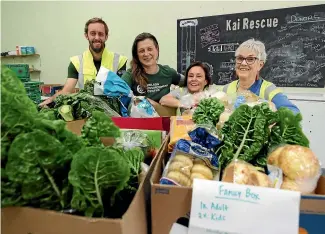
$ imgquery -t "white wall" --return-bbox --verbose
[1,1,324,94]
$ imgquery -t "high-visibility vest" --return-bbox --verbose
[222,79,282,101]
[70,48,128,89]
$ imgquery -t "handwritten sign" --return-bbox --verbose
[188,179,301,234]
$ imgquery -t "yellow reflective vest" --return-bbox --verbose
[70,48,128,89]
[222,79,282,101]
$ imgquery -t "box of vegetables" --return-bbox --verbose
[1,66,156,234]
[150,91,325,234]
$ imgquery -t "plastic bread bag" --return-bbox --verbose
[160,139,220,187]
[187,124,222,151]
[168,116,196,152]
[221,159,275,188]
[203,85,230,106]
[130,96,159,117]
[267,144,322,194]
[228,90,277,112]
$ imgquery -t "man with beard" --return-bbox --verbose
[39,17,128,107]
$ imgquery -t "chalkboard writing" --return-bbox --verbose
[177,4,325,88]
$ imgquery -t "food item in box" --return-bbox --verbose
[267,144,321,194]
[168,116,196,152]
[215,108,233,130]
[267,145,321,180]
[280,177,315,194]
[160,139,219,187]
[192,97,225,125]
[130,96,159,117]
[188,124,222,151]
[222,160,273,188]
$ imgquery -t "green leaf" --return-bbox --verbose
[269,107,309,148]
[219,103,277,169]
[81,111,121,146]
[68,146,131,217]
[5,130,72,210]
[193,98,225,125]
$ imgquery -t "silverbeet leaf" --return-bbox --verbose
[68,146,130,217]
[219,103,277,169]
[5,129,72,210]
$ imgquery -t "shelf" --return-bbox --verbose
[1,54,40,58]
[29,68,41,73]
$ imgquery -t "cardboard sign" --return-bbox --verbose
[188,179,301,234]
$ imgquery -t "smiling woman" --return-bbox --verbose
[159,61,212,115]
[222,38,300,114]
[121,32,184,103]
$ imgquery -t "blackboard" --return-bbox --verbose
[177,4,325,88]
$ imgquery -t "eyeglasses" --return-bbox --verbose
[235,56,258,65]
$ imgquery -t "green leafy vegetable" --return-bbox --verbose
[193,98,225,125]
[68,146,131,217]
[81,111,121,146]
[58,105,74,121]
[269,107,309,148]
[219,103,277,169]
[5,130,72,210]
[54,82,121,120]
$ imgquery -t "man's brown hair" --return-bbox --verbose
[84,17,109,35]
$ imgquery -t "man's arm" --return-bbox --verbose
[39,78,78,107]
[39,62,78,107]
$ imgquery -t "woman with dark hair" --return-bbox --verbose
[121,32,184,103]
[159,61,212,113]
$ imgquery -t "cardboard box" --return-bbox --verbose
[1,136,172,234]
[2,178,147,234]
[150,140,325,234]
[150,100,177,117]
[66,117,171,136]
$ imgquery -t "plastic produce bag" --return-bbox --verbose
[228,90,277,112]
[130,96,159,117]
[221,159,278,188]
[215,108,233,130]
[115,130,151,150]
[160,139,220,187]
[267,144,322,194]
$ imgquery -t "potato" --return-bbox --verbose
[166,171,191,187]
[222,161,251,185]
[191,164,214,180]
[267,146,286,166]
[278,145,320,180]
[173,154,194,168]
[168,161,192,177]
[249,170,272,188]
[281,176,316,194]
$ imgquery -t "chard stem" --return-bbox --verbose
[44,168,64,208]
[233,115,253,161]
[94,156,103,210]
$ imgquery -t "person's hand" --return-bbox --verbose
[38,97,53,108]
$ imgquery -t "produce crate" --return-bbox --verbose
[24,81,44,104]
[5,64,30,78]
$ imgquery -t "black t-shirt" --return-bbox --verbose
[68,59,127,78]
